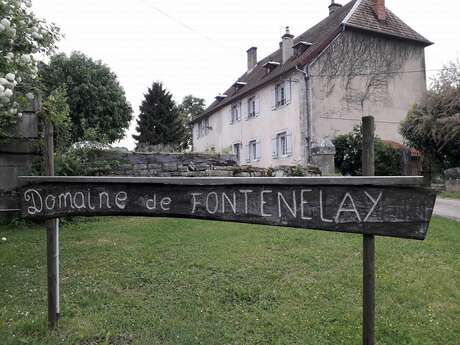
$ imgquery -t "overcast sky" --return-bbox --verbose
[32,0,460,150]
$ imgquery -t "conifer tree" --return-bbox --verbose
[133,82,186,150]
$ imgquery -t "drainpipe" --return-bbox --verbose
[296,64,313,164]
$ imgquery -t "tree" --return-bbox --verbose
[333,125,402,176]
[0,0,61,137]
[401,61,460,170]
[133,82,186,150]
[178,95,205,149]
[39,51,132,143]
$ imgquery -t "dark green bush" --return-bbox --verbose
[333,125,402,176]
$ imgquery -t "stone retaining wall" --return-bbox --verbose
[94,151,321,178]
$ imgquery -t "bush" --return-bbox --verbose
[333,125,402,176]
[54,145,123,176]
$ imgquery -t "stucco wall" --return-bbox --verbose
[309,30,427,144]
[193,71,303,168]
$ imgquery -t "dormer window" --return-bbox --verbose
[293,41,312,56]
[215,94,228,102]
[263,61,280,74]
[233,81,247,92]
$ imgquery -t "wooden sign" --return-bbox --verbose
[19,176,436,240]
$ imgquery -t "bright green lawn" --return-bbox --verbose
[0,217,459,345]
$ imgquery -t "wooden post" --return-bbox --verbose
[44,113,60,329]
[362,116,375,345]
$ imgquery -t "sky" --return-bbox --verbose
[32,0,460,150]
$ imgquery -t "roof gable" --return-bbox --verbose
[195,0,431,122]
[343,0,432,45]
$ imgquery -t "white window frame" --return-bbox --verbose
[230,102,241,124]
[273,80,292,110]
[197,118,210,138]
[232,142,242,163]
[247,96,256,118]
[247,138,261,163]
[272,129,293,159]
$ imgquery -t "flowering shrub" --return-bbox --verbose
[0,0,61,136]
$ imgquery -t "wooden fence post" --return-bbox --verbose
[362,116,375,345]
[42,103,60,330]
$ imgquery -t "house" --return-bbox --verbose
[191,0,432,173]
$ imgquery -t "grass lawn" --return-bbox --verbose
[440,192,460,200]
[0,216,458,345]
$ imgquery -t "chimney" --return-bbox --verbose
[373,0,386,21]
[247,47,257,71]
[281,26,294,64]
[328,1,342,15]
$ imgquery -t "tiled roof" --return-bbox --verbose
[343,0,432,44]
[194,0,432,122]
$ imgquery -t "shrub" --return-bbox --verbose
[333,125,402,176]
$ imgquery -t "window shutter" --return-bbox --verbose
[286,129,293,155]
[243,99,249,120]
[272,136,278,158]
[245,144,250,163]
[256,140,261,160]
[229,107,234,125]
[255,95,260,115]
[272,87,277,110]
[285,80,292,105]
[237,102,242,121]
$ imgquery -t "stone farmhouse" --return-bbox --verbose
[191,0,432,173]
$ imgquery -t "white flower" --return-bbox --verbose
[31,31,42,40]
[0,18,10,28]
[18,112,23,119]
[21,54,31,64]
[5,73,15,81]
[0,85,4,93]
[26,92,34,100]
[9,108,17,114]
[4,89,13,97]
[1,237,6,242]
[0,78,7,86]
[5,52,14,61]
[0,24,5,33]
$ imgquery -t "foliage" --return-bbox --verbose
[54,146,122,176]
[401,61,460,170]
[0,0,61,137]
[38,86,70,150]
[333,125,402,176]
[39,51,132,144]
[133,82,186,150]
[0,216,458,344]
[178,95,206,149]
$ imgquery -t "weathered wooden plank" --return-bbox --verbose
[19,177,436,240]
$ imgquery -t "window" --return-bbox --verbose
[197,118,210,138]
[272,130,292,158]
[276,83,286,106]
[230,102,241,124]
[247,139,261,162]
[273,80,291,109]
[248,96,256,118]
[233,142,242,163]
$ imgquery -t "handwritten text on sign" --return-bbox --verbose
[20,178,436,240]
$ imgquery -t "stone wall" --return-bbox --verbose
[445,168,460,193]
[93,150,321,178]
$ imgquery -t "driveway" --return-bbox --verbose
[433,198,460,221]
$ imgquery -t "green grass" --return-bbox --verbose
[440,192,460,200]
[0,217,459,345]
